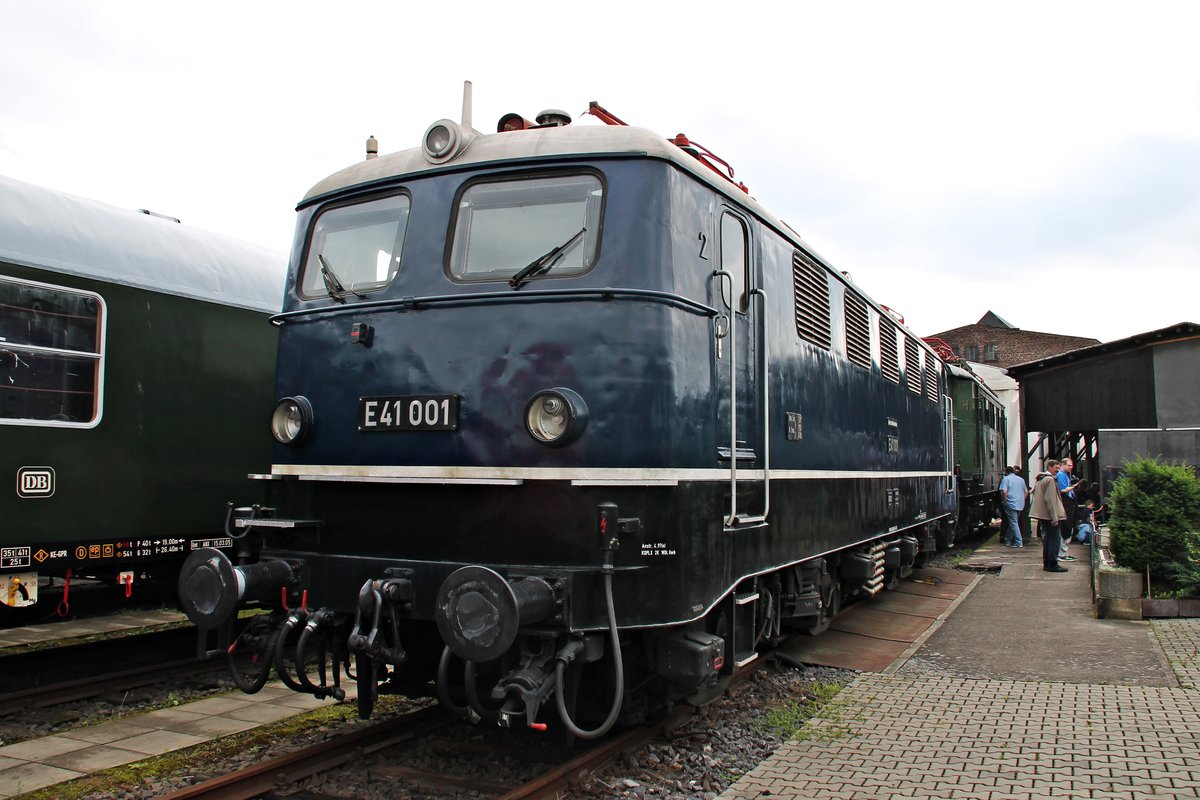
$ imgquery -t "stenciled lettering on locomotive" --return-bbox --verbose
[1,546,32,569]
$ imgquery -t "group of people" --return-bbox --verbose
[997,458,1100,573]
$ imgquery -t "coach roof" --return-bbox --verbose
[0,174,284,313]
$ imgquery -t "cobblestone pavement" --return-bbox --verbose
[1152,619,1200,689]
[721,671,1200,800]
[719,539,1200,800]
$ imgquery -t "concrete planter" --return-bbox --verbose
[1096,570,1145,620]
[1179,598,1200,617]
[1098,570,1143,600]
[1142,598,1180,618]
[1097,597,1141,620]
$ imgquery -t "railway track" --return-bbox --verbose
[0,655,220,717]
[156,658,764,800]
[155,704,697,800]
[157,706,454,800]
[0,624,232,725]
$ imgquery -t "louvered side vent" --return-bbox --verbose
[905,337,921,394]
[791,251,831,349]
[880,317,900,383]
[844,292,871,369]
[925,358,941,403]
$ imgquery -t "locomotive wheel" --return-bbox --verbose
[884,568,899,592]
[356,653,377,719]
[802,578,841,636]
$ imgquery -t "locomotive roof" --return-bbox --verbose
[948,362,1005,404]
[304,124,782,222]
[0,174,284,313]
[302,122,942,361]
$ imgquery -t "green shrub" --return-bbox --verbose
[1164,537,1200,597]
[1108,457,1200,585]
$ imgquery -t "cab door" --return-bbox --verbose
[713,210,767,527]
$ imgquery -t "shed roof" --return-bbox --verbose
[1007,322,1200,376]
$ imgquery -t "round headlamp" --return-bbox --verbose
[422,118,467,164]
[524,388,588,447]
[270,396,313,445]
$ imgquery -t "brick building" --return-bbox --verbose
[926,311,1099,369]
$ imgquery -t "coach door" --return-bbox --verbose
[714,210,768,527]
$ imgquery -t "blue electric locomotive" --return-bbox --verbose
[179,91,957,736]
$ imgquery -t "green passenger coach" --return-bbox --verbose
[1,174,282,616]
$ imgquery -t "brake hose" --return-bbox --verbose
[436,646,472,720]
[227,628,279,694]
[273,611,309,692]
[294,612,344,700]
[464,660,499,722]
[554,561,624,739]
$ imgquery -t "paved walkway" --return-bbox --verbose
[722,536,1200,800]
[0,611,352,798]
[0,683,340,798]
[0,608,188,649]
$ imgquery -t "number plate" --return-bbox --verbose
[359,395,459,431]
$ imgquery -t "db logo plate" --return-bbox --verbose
[17,467,55,498]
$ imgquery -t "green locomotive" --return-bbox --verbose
[947,363,1007,536]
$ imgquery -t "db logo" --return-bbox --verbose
[17,467,55,498]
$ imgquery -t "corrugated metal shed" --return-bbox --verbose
[1007,322,1200,433]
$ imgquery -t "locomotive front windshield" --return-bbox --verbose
[448,174,603,282]
[300,193,410,299]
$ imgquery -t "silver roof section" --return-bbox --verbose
[948,362,1005,402]
[305,124,773,215]
[0,174,284,313]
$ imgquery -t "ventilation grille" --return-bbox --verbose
[925,358,941,403]
[880,317,900,383]
[844,292,871,369]
[905,337,921,394]
[792,251,831,349]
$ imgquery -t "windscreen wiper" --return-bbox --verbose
[317,253,367,303]
[508,227,587,290]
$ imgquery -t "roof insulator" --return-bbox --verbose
[535,109,572,127]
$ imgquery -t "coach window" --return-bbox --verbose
[448,173,603,283]
[0,277,105,427]
[720,212,748,313]
[300,193,410,299]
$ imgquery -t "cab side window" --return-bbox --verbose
[720,212,748,314]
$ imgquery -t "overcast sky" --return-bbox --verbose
[2,1,1197,342]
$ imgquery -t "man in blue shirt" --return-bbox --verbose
[999,466,1028,547]
[1057,458,1082,561]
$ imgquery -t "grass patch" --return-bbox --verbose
[944,547,978,567]
[760,680,849,742]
